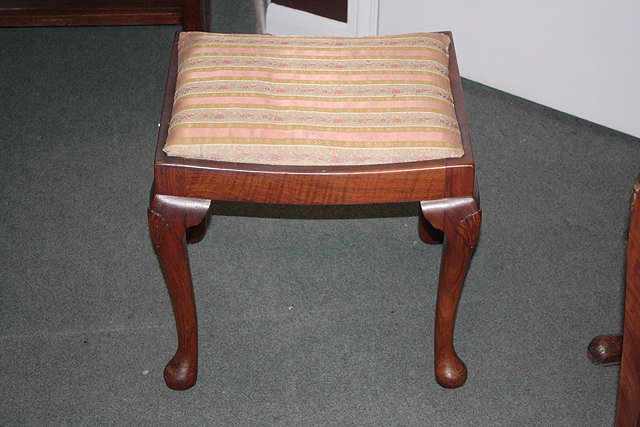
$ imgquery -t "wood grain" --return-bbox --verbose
[0,0,208,30]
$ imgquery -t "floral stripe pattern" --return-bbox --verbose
[164,32,464,165]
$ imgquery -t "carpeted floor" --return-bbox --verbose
[1,1,639,425]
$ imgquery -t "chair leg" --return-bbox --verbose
[587,334,623,366]
[148,193,211,390]
[418,214,444,245]
[421,197,481,388]
[186,215,210,244]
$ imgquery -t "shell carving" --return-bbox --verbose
[456,209,481,247]
[148,209,172,249]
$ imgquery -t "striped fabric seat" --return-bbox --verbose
[163,32,463,166]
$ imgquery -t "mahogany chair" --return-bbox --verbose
[588,177,640,426]
[148,31,482,390]
[0,0,209,31]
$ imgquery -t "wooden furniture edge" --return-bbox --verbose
[0,0,208,29]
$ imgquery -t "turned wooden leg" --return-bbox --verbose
[588,334,623,366]
[148,193,211,390]
[421,197,481,388]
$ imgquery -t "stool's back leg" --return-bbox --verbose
[418,214,444,245]
[148,194,211,390]
[421,197,481,388]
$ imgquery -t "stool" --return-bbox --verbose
[148,31,482,390]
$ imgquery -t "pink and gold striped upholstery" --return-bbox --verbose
[163,32,463,166]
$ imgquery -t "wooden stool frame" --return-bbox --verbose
[148,32,482,390]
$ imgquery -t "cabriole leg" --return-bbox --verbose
[587,334,623,366]
[148,193,211,390]
[421,197,481,388]
[418,213,444,245]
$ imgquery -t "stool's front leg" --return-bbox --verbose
[148,193,211,390]
[421,197,481,388]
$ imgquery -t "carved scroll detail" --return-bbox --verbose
[456,209,481,247]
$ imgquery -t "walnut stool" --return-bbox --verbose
[148,31,482,390]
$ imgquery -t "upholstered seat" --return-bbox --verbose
[149,31,481,391]
[164,32,464,165]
